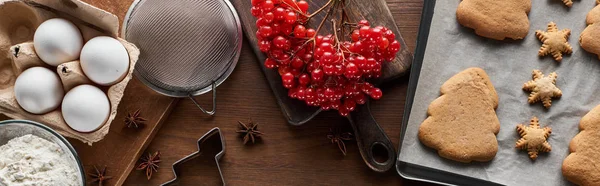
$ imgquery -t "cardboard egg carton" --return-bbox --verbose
[0,0,139,145]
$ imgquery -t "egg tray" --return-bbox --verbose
[0,0,139,145]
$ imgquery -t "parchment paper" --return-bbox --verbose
[398,1,600,185]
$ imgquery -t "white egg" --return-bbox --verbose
[14,67,64,114]
[62,85,110,133]
[80,36,129,86]
[33,18,83,66]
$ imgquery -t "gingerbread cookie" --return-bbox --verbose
[419,68,500,163]
[580,1,600,60]
[562,104,600,186]
[456,0,531,40]
[536,22,573,62]
[516,117,552,160]
[560,0,573,7]
[523,70,562,108]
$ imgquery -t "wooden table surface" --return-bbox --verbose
[81,0,430,185]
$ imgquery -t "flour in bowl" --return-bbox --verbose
[0,134,79,186]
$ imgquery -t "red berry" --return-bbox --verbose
[263,12,275,23]
[259,26,273,38]
[281,24,293,35]
[291,57,304,69]
[273,36,288,49]
[278,66,291,75]
[323,65,335,75]
[297,0,309,13]
[355,56,367,69]
[294,25,307,38]
[351,30,360,41]
[264,58,277,68]
[284,12,297,24]
[274,7,286,20]
[378,37,389,50]
[298,74,310,85]
[344,99,356,112]
[256,18,268,27]
[338,106,349,116]
[389,40,401,53]
[320,52,334,65]
[251,6,262,16]
[358,19,370,27]
[259,40,271,52]
[311,68,324,82]
[384,29,395,41]
[296,88,306,100]
[354,93,366,104]
[252,0,263,6]
[359,26,370,38]
[369,27,382,39]
[306,28,316,37]
[344,62,359,78]
[262,0,275,11]
[282,72,294,84]
[370,88,382,100]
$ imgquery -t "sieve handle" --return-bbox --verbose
[189,82,216,116]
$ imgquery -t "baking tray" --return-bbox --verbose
[394,1,495,185]
[396,0,599,185]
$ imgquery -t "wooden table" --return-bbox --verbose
[82,0,430,185]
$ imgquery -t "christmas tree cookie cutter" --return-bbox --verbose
[161,127,226,185]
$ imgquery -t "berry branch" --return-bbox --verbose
[251,0,401,116]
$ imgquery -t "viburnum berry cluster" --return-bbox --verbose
[251,0,401,116]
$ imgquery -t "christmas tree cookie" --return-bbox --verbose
[419,68,500,163]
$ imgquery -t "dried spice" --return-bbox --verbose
[125,109,147,128]
[88,166,112,186]
[136,151,161,180]
[236,120,264,144]
[327,128,353,155]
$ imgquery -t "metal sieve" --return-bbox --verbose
[122,0,242,115]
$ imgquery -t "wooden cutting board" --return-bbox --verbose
[231,0,413,125]
[231,0,413,172]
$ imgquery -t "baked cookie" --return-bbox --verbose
[580,1,600,60]
[560,0,573,7]
[523,70,562,108]
[418,68,500,163]
[456,0,531,40]
[562,104,600,186]
[516,117,552,160]
[536,22,573,62]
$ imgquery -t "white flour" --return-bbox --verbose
[0,134,79,186]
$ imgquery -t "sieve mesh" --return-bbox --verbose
[123,0,241,97]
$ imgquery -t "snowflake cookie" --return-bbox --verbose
[560,0,573,7]
[536,22,573,62]
[523,70,562,108]
[516,117,552,160]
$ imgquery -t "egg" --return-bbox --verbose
[80,36,129,86]
[14,67,64,114]
[33,18,83,66]
[62,85,110,132]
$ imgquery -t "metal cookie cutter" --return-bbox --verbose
[161,128,226,186]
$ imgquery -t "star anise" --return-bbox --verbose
[136,151,161,180]
[327,128,354,156]
[88,166,112,186]
[236,120,264,144]
[125,109,147,128]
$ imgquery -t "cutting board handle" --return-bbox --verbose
[348,99,396,172]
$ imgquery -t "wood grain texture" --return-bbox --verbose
[72,0,433,185]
